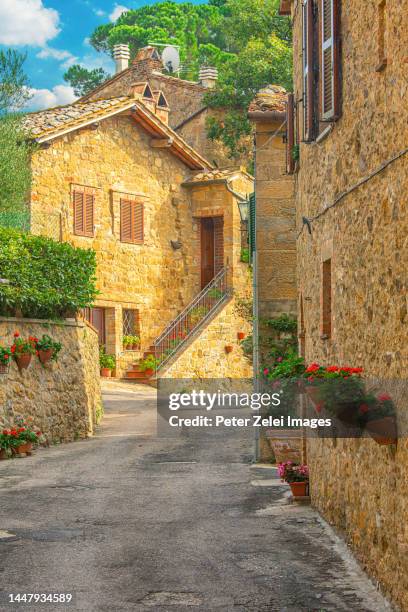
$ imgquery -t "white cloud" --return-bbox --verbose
[26,85,76,111]
[81,53,115,73]
[36,47,78,70]
[0,0,60,47]
[109,4,129,22]
[94,8,106,16]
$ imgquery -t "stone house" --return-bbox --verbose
[24,76,253,380]
[277,0,408,608]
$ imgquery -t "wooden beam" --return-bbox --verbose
[150,138,174,148]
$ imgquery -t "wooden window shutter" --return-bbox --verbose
[73,191,84,235]
[120,199,144,244]
[213,217,224,274]
[84,194,94,236]
[286,93,295,174]
[73,190,94,236]
[302,0,314,141]
[320,0,341,121]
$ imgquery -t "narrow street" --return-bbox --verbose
[0,382,391,612]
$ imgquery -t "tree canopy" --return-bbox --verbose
[64,0,292,159]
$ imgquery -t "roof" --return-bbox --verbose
[24,96,212,171]
[183,167,254,187]
[248,85,287,114]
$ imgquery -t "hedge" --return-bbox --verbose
[0,228,98,319]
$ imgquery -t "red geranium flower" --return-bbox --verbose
[2,429,9,435]
[13,331,20,338]
[10,429,17,436]
[11,345,16,353]
[326,366,339,373]
[4,354,9,359]
[378,393,392,402]
[36,431,42,436]
[18,427,25,432]
[359,404,369,414]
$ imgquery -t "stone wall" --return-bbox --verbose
[0,318,101,442]
[162,298,252,379]
[177,108,252,169]
[290,0,408,607]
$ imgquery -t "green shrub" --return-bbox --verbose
[0,228,98,319]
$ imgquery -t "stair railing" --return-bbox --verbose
[153,267,230,372]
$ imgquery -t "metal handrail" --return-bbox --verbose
[153,267,230,371]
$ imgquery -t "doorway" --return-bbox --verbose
[200,216,224,289]
[84,307,106,346]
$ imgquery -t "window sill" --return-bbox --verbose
[315,124,334,144]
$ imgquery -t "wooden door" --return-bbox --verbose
[201,218,215,289]
[84,307,106,346]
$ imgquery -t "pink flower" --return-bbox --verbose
[263,368,269,376]
[277,357,283,363]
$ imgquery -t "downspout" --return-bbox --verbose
[252,133,260,462]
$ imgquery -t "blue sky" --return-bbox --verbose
[0,0,205,110]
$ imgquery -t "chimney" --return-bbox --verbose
[113,44,130,74]
[132,46,163,74]
[198,66,218,89]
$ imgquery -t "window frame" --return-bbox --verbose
[72,186,95,238]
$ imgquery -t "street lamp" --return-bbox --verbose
[237,198,249,224]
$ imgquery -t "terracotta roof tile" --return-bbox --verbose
[184,167,254,185]
[24,97,131,137]
[248,85,287,114]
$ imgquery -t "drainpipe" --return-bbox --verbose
[252,133,260,462]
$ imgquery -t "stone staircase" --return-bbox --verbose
[124,345,157,384]
[123,268,230,383]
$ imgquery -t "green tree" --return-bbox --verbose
[0,115,34,212]
[63,65,111,97]
[0,50,33,212]
[0,49,31,114]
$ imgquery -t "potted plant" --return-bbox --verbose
[0,346,12,375]
[278,461,309,497]
[99,347,116,377]
[302,364,364,421]
[359,393,397,445]
[123,335,133,350]
[189,305,208,327]
[140,354,159,377]
[131,335,141,350]
[6,425,39,456]
[237,332,246,341]
[35,334,62,364]
[0,430,12,459]
[10,332,37,371]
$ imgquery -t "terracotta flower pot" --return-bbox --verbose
[0,449,8,460]
[132,343,140,350]
[365,416,397,445]
[15,442,33,456]
[0,363,10,375]
[15,353,32,371]
[38,348,54,364]
[289,481,308,497]
[225,345,233,354]
[144,368,154,377]
[305,386,322,412]
[100,368,112,377]
[237,332,246,340]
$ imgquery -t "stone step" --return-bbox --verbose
[125,370,151,380]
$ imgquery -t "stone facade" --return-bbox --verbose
[29,106,253,378]
[162,298,252,379]
[286,0,408,608]
[248,88,297,365]
[0,318,101,442]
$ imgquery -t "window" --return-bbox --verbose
[320,0,341,121]
[377,0,387,71]
[321,259,332,338]
[122,309,139,337]
[83,307,106,345]
[73,190,94,237]
[120,199,144,244]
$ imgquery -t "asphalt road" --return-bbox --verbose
[0,381,391,612]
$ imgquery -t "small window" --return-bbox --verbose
[120,199,144,244]
[73,190,94,237]
[321,259,332,338]
[123,309,140,349]
[377,0,387,71]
